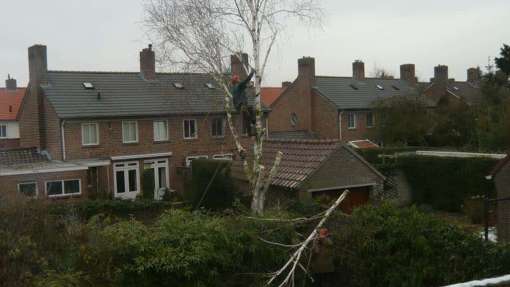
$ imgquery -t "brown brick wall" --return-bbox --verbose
[0,138,20,149]
[339,110,377,142]
[19,85,41,148]
[311,91,339,139]
[41,96,62,159]
[1,169,88,200]
[495,163,510,243]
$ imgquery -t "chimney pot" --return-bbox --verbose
[282,81,292,88]
[352,60,365,80]
[140,44,156,80]
[298,57,316,80]
[5,74,17,90]
[400,64,416,85]
[433,65,449,83]
[28,44,48,85]
[230,53,249,80]
[467,67,481,83]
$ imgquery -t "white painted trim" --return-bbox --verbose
[416,150,506,159]
[111,152,172,161]
[61,120,66,161]
[17,182,38,198]
[186,155,209,167]
[113,161,140,199]
[153,120,169,142]
[79,160,111,167]
[347,112,357,129]
[308,183,376,193]
[122,120,139,143]
[45,178,82,198]
[81,122,100,146]
[183,119,198,139]
[0,166,88,176]
[212,153,233,160]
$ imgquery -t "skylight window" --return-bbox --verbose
[453,86,459,91]
[173,82,184,89]
[392,85,400,91]
[82,82,94,89]
[349,84,358,90]
[376,84,384,90]
[205,83,215,89]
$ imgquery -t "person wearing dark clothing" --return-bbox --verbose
[231,71,256,136]
[311,228,335,287]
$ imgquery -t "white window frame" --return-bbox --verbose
[347,112,357,130]
[153,120,169,142]
[183,119,198,139]
[211,117,225,138]
[17,182,38,198]
[113,161,141,198]
[81,122,99,146]
[212,153,233,161]
[45,179,81,198]
[185,155,208,167]
[366,112,375,128]
[0,124,6,138]
[122,120,139,144]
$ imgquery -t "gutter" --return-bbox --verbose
[60,119,66,161]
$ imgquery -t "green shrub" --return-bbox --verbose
[184,159,235,210]
[335,204,510,287]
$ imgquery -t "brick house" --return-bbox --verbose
[5,44,258,200]
[231,139,385,213]
[488,155,510,242]
[0,75,25,149]
[267,57,417,142]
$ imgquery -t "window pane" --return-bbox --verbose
[64,180,80,195]
[154,121,168,141]
[128,169,137,192]
[116,171,125,193]
[19,183,37,197]
[190,121,196,137]
[47,181,63,196]
[158,166,167,188]
[123,121,137,142]
[0,125,6,137]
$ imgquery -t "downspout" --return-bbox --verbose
[338,111,343,141]
[60,119,66,161]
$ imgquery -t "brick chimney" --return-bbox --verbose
[282,81,292,88]
[230,53,249,80]
[140,44,156,80]
[467,67,481,83]
[352,60,365,80]
[400,64,417,85]
[28,44,48,85]
[433,65,448,83]
[5,74,17,90]
[298,57,315,81]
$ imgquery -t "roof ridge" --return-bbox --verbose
[266,138,340,145]
[316,75,405,81]
[48,70,211,76]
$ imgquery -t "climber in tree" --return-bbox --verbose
[231,70,256,136]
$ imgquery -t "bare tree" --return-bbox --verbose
[372,67,395,79]
[144,0,320,215]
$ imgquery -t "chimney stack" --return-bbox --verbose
[140,44,156,80]
[352,60,365,80]
[433,65,448,83]
[28,44,48,85]
[297,57,316,82]
[5,74,17,90]
[467,67,481,83]
[282,81,292,88]
[230,53,249,80]
[400,64,416,85]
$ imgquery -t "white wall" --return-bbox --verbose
[0,121,20,139]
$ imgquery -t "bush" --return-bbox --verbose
[184,159,235,211]
[335,204,510,287]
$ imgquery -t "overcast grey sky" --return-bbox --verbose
[1,0,508,87]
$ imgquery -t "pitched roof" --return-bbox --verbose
[0,87,26,120]
[0,147,48,166]
[42,71,257,119]
[489,154,510,177]
[269,130,318,140]
[261,87,284,106]
[314,76,416,109]
[447,81,483,105]
[231,139,384,189]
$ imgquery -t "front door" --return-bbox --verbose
[113,161,140,199]
[143,159,170,200]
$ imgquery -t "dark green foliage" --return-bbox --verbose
[495,43,510,76]
[184,159,235,210]
[336,205,510,287]
[398,156,496,212]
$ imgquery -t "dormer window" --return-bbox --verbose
[173,82,184,89]
[205,83,215,89]
[376,84,384,90]
[83,82,94,89]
